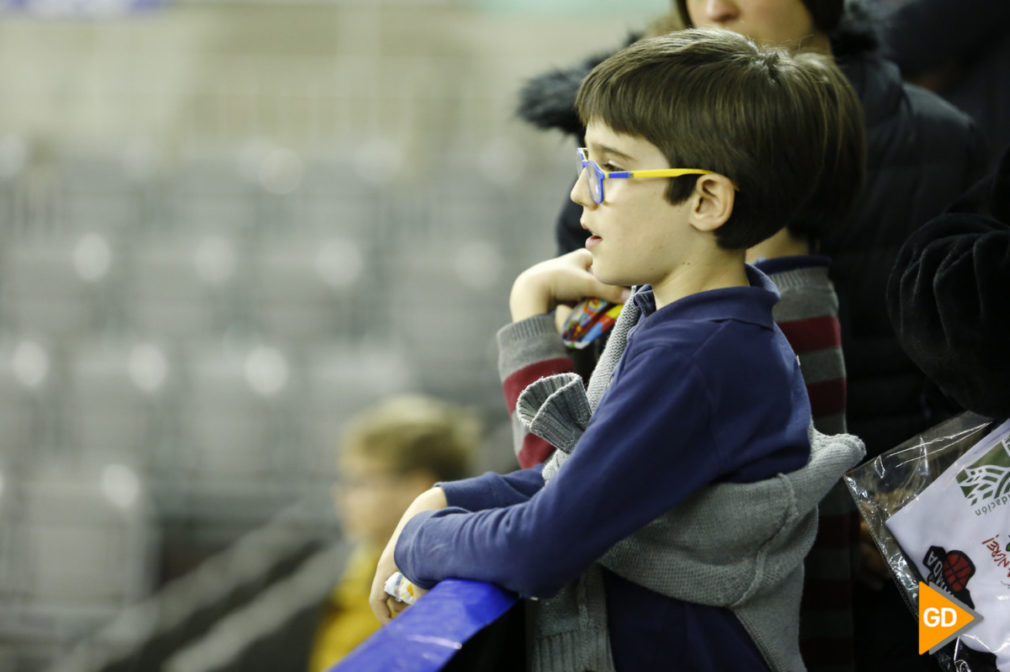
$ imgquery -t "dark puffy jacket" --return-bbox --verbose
[887,146,1010,420]
[517,22,988,458]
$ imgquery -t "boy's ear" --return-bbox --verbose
[687,174,735,233]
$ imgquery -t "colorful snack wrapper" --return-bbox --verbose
[560,298,622,350]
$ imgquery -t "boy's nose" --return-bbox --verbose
[570,169,595,208]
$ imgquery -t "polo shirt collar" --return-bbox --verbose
[630,264,779,328]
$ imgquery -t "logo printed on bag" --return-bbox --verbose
[956,436,1010,516]
[923,546,977,607]
[918,582,982,655]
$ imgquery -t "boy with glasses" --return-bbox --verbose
[370,29,865,672]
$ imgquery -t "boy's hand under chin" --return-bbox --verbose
[509,249,631,322]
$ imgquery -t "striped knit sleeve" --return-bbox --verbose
[496,314,574,468]
[770,266,847,435]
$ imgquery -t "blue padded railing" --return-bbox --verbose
[329,579,517,672]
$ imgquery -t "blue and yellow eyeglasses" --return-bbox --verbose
[576,147,727,204]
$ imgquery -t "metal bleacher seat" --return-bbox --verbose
[161,539,350,672]
[177,340,303,498]
[247,230,374,344]
[167,146,261,235]
[62,339,181,472]
[0,457,155,670]
[121,230,251,341]
[384,229,510,407]
[298,341,417,486]
[43,496,339,672]
[0,134,29,242]
[0,337,61,465]
[21,459,153,607]
[55,141,159,239]
[1,231,122,340]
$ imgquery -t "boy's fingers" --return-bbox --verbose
[602,284,632,304]
[387,597,409,616]
[369,567,397,624]
[582,276,631,305]
[384,584,428,619]
[568,248,594,269]
[567,249,631,304]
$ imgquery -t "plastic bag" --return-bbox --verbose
[844,412,1010,671]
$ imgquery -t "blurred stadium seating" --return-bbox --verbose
[0,0,655,668]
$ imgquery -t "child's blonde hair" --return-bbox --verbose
[339,395,477,482]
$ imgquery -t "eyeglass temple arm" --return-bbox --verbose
[613,168,739,190]
[616,169,713,178]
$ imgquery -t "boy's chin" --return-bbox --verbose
[591,266,633,288]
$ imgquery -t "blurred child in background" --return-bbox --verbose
[308,395,477,672]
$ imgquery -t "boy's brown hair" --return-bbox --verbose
[339,395,476,483]
[575,28,864,249]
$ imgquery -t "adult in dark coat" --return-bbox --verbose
[887,144,1010,421]
[879,0,1010,173]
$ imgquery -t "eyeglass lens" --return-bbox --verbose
[590,167,603,203]
[577,149,604,204]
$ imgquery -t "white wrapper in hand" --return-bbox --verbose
[383,571,418,605]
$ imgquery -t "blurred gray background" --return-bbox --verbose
[0,0,668,669]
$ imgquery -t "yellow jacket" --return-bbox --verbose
[308,546,382,672]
